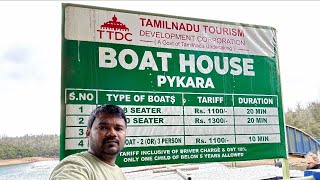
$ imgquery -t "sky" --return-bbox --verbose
[0,1,320,137]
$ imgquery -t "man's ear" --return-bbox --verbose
[86,128,90,137]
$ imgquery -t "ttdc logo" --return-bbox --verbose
[97,15,132,42]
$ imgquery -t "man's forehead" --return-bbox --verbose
[95,113,125,123]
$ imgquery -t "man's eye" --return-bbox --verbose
[115,127,123,131]
[98,126,106,130]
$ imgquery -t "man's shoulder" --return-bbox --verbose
[61,151,91,163]
[50,151,93,180]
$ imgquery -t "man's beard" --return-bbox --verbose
[101,137,121,155]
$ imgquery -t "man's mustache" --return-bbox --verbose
[103,138,119,144]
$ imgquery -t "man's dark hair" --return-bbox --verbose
[87,104,127,129]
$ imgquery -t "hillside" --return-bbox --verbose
[0,134,59,159]
[285,101,320,137]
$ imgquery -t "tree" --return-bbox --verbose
[285,101,320,138]
[0,134,59,160]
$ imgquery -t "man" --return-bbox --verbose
[50,104,127,180]
[306,153,320,170]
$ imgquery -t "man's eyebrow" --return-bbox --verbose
[115,123,126,127]
[97,122,107,125]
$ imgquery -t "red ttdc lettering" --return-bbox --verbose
[97,30,132,41]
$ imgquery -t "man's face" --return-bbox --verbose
[87,113,126,157]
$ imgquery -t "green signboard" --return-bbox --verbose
[61,3,287,167]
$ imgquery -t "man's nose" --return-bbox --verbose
[106,128,117,137]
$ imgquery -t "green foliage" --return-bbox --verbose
[0,134,59,160]
[285,101,320,137]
